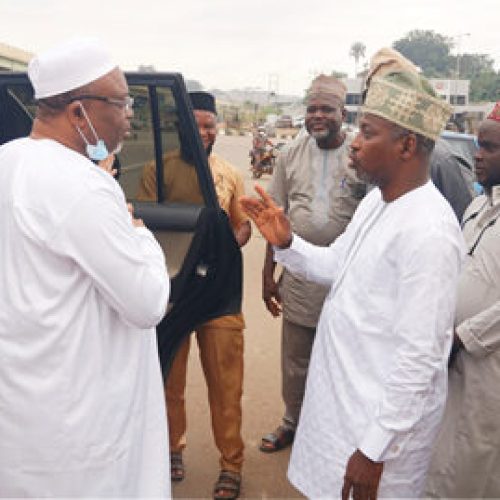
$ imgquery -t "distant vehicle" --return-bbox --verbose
[440,130,477,168]
[275,114,293,128]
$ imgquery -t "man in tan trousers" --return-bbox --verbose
[166,91,250,500]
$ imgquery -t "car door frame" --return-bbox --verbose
[0,71,243,374]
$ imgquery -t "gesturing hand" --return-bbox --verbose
[239,184,292,248]
[341,449,383,500]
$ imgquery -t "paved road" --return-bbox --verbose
[171,134,304,499]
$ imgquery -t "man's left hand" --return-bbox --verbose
[341,449,383,500]
[98,154,117,177]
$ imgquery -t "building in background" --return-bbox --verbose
[342,77,494,133]
[0,42,32,71]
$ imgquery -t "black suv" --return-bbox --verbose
[0,72,242,373]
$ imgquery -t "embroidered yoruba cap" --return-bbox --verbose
[306,74,347,105]
[487,102,500,122]
[28,37,117,99]
[362,48,452,141]
[189,91,217,114]
[365,47,420,88]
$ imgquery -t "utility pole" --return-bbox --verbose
[268,74,279,114]
[454,32,470,79]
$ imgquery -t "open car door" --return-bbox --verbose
[0,72,243,375]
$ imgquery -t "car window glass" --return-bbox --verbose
[1,85,36,144]
[118,85,156,200]
[129,85,203,206]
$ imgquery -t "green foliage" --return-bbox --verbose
[349,42,366,60]
[392,30,499,102]
[393,30,453,77]
[454,54,495,78]
[469,72,500,102]
[331,70,348,79]
[350,42,366,76]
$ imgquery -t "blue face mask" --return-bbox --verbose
[75,103,110,161]
[86,140,109,161]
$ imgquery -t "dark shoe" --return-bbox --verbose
[259,425,295,453]
[170,452,185,482]
[213,470,241,500]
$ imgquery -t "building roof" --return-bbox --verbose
[0,42,33,71]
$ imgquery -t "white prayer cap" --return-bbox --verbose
[28,37,117,99]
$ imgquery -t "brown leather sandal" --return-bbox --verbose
[213,470,241,500]
[259,425,295,453]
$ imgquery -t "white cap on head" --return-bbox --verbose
[28,37,117,99]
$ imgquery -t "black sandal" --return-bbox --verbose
[170,452,185,482]
[259,425,295,453]
[213,470,241,500]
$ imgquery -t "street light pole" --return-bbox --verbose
[454,32,470,79]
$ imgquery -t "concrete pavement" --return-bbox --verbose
[170,134,304,499]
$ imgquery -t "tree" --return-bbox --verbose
[453,53,495,79]
[469,71,500,102]
[391,30,499,102]
[349,42,366,77]
[393,30,453,77]
[331,70,348,79]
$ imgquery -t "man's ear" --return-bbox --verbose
[400,133,417,160]
[65,101,85,128]
[341,107,347,121]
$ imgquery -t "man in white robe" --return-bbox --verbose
[240,49,464,499]
[0,38,171,497]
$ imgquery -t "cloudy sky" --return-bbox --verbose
[1,0,498,96]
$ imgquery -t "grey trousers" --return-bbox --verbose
[281,318,316,431]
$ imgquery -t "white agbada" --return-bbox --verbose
[275,182,464,498]
[0,138,171,497]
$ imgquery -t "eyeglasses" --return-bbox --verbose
[69,95,134,111]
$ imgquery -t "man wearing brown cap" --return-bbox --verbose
[138,91,250,499]
[259,74,366,453]
[241,49,464,498]
[425,103,500,499]
[0,38,170,496]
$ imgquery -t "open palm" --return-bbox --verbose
[240,185,292,248]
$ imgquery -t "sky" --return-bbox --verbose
[1,0,498,97]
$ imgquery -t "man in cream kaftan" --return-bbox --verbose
[425,104,500,498]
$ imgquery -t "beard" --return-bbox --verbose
[309,129,330,141]
[206,142,214,156]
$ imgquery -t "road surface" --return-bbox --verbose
[170,134,304,499]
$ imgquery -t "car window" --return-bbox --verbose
[440,132,477,168]
[0,84,35,144]
[121,84,203,205]
[0,77,214,280]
